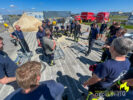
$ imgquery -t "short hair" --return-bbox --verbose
[45,28,51,36]
[117,28,127,36]
[114,22,120,26]
[0,36,3,41]
[42,20,46,23]
[112,37,133,55]
[16,61,41,89]
[93,23,97,27]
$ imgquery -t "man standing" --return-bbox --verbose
[83,37,133,99]
[109,21,116,37]
[42,28,56,66]
[36,26,45,47]
[5,61,64,100]
[85,23,99,56]
[0,37,17,84]
[45,21,53,39]
[70,20,76,37]
[42,20,46,30]
[99,21,107,39]
[74,21,81,42]
[10,25,30,54]
[61,23,65,34]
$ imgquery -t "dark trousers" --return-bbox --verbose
[19,39,30,53]
[101,49,111,61]
[87,38,95,54]
[74,31,80,42]
[47,54,54,63]
[70,28,73,33]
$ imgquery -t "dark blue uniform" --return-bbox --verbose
[100,23,107,34]
[70,22,76,34]
[61,25,65,30]
[89,58,130,92]
[54,26,59,32]
[36,30,45,43]
[0,50,17,79]
[5,82,54,100]
[5,80,64,100]
[12,30,30,53]
[86,27,99,55]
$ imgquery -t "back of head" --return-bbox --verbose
[16,61,41,90]
[112,37,133,55]
[116,28,127,37]
[45,28,51,36]
[114,22,121,27]
[93,23,97,28]
[42,20,46,24]
[0,36,3,41]
[112,21,116,25]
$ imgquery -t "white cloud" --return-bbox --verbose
[10,4,15,8]
[31,8,36,10]
[1,8,5,10]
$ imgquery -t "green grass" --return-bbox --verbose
[122,25,133,29]
[110,15,128,19]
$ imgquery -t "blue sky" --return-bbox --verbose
[0,0,133,14]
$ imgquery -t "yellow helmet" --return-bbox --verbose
[3,23,9,28]
[52,21,56,25]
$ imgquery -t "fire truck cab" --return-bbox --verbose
[81,12,96,22]
[74,15,81,21]
[96,12,110,23]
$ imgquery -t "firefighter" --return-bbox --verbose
[0,37,17,84]
[10,25,31,54]
[42,28,56,66]
[74,21,81,42]
[70,20,76,37]
[45,21,53,39]
[85,23,99,56]
[36,26,45,47]
[60,23,65,34]
[99,21,107,40]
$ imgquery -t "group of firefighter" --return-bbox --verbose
[0,18,133,100]
[53,20,82,42]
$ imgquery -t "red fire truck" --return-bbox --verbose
[74,15,81,21]
[81,12,96,22]
[96,12,110,23]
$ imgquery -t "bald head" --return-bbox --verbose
[38,26,43,32]
[15,25,21,31]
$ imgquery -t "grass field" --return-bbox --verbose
[110,15,128,19]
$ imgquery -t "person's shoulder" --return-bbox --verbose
[43,37,51,42]
[40,80,57,89]
[42,80,55,83]
[100,59,114,68]
[42,36,46,40]
[37,31,40,34]
[5,88,22,100]
[0,51,8,58]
